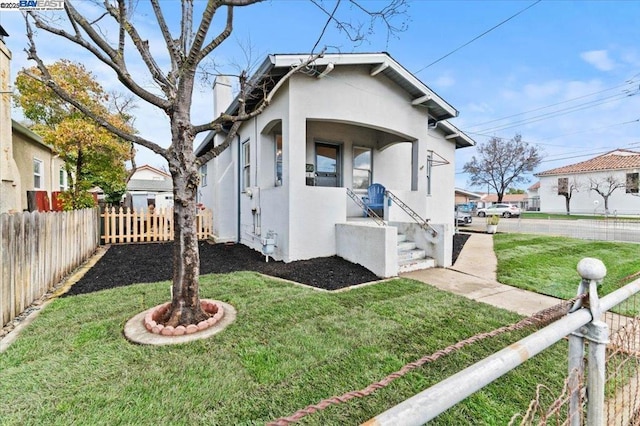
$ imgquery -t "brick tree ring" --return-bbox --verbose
[143,299,225,336]
[123,299,237,346]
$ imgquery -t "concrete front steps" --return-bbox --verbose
[397,232,435,273]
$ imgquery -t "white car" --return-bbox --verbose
[477,203,521,218]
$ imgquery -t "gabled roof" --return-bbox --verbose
[250,53,458,122]
[196,52,473,156]
[455,188,482,198]
[528,181,540,191]
[127,179,173,192]
[130,164,171,179]
[11,120,54,152]
[535,149,640,177]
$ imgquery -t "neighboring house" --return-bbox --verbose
[196,52,475,277]
[455,188,482,208]
[2,27,66,214]
[526,181,541,211]
[535,149,640,215]
[479,193,528,210]
[11,120,67,212]
[125,164,174,210]
[0,26,21,214]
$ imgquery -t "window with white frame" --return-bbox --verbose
[627,172,639,194]
[242,139,250,191]
[275,135,283,186]
[59,168,67,191]
[33,158,43,189]
[352,146,371,190]
[199,164,208,187]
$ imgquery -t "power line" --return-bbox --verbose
[413,0,542,74]
[464,118,640,148]
[464,78,638,130]
[474,90,638,134]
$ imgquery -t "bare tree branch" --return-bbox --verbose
[23,22,166,157]
[181,0,194,54]
[150,0,180,77]
[196,5,234,63]
[193,50,325,138]
[463,134,542,202]
[27,4,171,110]
[102,0,174,97]
[589,175,626,213]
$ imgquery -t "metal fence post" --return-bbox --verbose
[573,258,609,426]
[568,334,584,426]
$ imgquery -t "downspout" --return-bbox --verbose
[236,133,241,243]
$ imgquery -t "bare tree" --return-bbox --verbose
[22,0,407,327]
[463,134,542,203]
[553,176,582,215]
[589,175,625,214]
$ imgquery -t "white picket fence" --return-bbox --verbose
[1,208,100,327]
[101,206,213,244]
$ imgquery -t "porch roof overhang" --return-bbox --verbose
[227,52,459,123]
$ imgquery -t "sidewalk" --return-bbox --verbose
[402,232,562,316]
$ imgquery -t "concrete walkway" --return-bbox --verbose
[402,232,563,316]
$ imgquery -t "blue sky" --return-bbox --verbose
[2,0,639,192]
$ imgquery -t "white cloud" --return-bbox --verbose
[522,80,563,100]
[580,50,616,71]
[435,74,455,88]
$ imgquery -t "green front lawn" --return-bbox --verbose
[0,272,567,425]
[494,233,640,305]
[521,212,640,221]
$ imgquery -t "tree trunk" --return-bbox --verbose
[161,115,209,327]
[565,196,571,215]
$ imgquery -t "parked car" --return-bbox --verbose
[476,203,521,218]
[455,205,473,225]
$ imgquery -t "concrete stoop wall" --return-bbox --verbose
[336,223,398,278]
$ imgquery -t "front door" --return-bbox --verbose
[315,143,341,187]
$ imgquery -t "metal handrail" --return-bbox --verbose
[346,188,386,226]
[385,190,438,237]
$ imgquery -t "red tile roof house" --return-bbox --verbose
[534,149,640,215]
[195,52,476,277]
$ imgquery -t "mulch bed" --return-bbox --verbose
[64,234,471,296]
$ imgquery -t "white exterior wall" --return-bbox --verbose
[425,128,457,225]
[539,170,640,215]
[336,223,398,277]
[236,84,293,257]
[0,41,21,214]
[201,62,459,266]
[287,67,430,261]
[131,168,169,181]
[208,132,238,242]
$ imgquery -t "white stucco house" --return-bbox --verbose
[125,165,174,211]
[535,149,640,215]
[196,53,475,277]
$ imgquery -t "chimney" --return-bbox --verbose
[213,75,233,118]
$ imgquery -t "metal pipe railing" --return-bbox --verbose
[345,188,385,226]
[385,190,438,237]
[364,260,640,426]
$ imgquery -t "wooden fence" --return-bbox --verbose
[101,207,213,244]
[1,208,100,328]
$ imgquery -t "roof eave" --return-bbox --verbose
[437,120,476,149]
